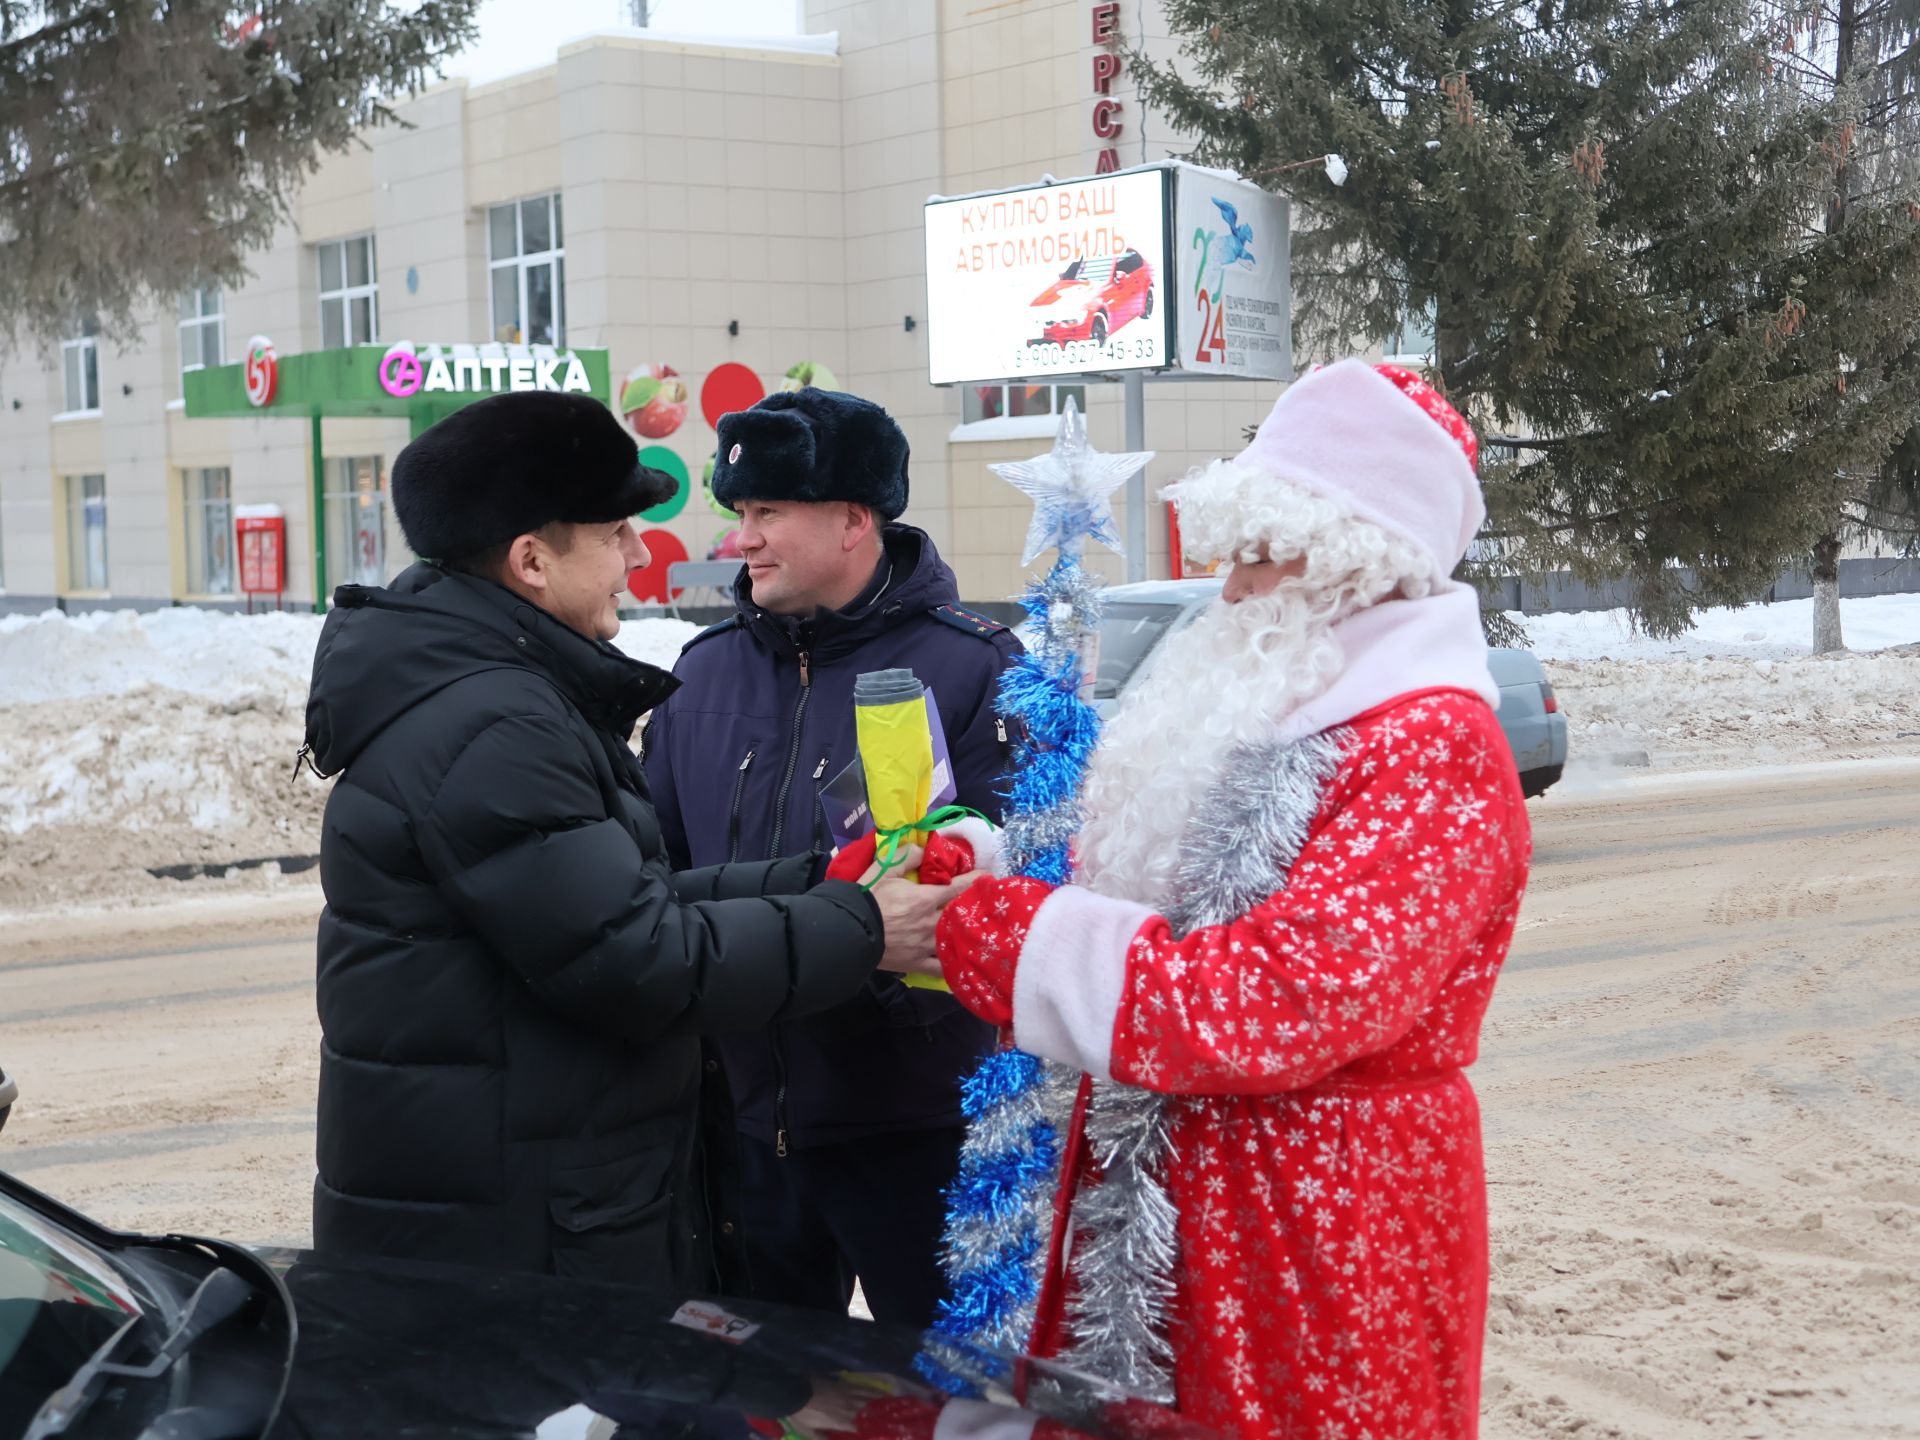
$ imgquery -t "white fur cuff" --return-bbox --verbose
[1012,885,1155,1079]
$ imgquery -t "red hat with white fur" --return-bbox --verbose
[1170,359,1485,576]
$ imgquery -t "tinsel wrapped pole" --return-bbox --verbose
[916,398,1152,1395]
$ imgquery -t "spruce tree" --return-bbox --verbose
[1138,0,1920,636]
[1769,0,1920,651]
[0,1,480,349]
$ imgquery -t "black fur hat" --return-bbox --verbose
[392,391,675,561]
[710,388,909,519]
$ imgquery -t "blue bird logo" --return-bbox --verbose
[1193,196,1258,300]
[1212,197,1256,269]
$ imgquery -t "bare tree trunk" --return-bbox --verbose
[1813,1,1857,658]
[1811,530,1845,653]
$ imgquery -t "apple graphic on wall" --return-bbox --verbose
[779,361,839,393]
[620,363,689,439]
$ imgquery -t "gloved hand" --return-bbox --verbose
[825,817,1002,888]
[922,815,1002,884]
[933,875,1054,1027]
[824,831,879,886]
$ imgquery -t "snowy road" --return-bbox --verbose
[1477,769,1920,1438]
[1,766,1916,1438]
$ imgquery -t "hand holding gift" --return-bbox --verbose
[819,669,1003,988]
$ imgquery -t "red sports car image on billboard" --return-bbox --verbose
[1028,249,1155,348]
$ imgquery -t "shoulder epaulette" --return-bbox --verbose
[928,603,1011,640]
[679,616,743,653]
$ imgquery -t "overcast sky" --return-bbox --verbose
[439,0,806,87]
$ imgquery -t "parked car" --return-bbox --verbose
[0,1163,1214,1439]
[1036,578,1569,798]
[1027,251,1154,349]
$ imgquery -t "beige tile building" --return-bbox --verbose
[0,0,1285,614]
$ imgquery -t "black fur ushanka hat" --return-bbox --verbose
[710,388,909,520]
[393,391,675,560]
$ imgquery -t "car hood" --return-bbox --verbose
[1029,277,1092,308]
[254,1246,1217,1440]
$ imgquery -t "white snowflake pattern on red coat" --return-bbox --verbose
[941,690,1530,1440]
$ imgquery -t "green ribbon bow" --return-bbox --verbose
[863,804,994,890]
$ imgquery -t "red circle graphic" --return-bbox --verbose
[627,528,691,605]
[700,363,765,431]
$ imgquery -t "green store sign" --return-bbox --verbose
[182,340,615,612]
[184,341,611,425]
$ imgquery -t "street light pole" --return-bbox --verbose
[1123,371,1146,582]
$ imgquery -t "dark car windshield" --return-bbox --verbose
[0,1192,154,1434]
[1094,602,1189,698]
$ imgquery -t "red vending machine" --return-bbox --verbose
[234,505,287,612]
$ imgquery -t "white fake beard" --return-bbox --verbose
[1074,588,1343,908]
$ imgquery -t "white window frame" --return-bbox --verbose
[950,381,1088,442]
[182,466,235,596]
[178,285,226,382]
[60,320,101,416]
[487,194,566,347]
[64,473,108,592]
[317,234,380,348]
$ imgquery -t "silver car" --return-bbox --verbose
[1058,578,1569,798]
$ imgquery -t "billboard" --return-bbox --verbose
[924,169,1172,385]
[1173,172,1291,379]
[924,164,1291,387]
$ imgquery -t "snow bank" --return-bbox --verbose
[1545,650,1920,780]
[610,616,701,670]
[1506,593,1920,779]
[0,607,326,708]
[0,606,697,708]
[1511,591,1918,661]
[0,608,700,908]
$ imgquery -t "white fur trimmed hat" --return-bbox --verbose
[1168,359,1485,575]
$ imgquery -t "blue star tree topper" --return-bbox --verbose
[991,397,1153,566]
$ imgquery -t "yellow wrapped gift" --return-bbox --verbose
[852,668,953,991]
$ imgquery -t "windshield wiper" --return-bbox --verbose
[25,1266,255,1440]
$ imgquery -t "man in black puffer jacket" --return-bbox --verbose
[303,391,959,1297]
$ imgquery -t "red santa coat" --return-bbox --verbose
[938,689,1531,1440]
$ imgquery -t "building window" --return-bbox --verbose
[324,456,388,588]
[488,194,565,346]
[318,235,379,348]
[1382,307,1435,364]
[962,382,1087,426]
[65,474,108,590]
[178,286,226,377]
[952,382,1089,441]
[61,320,100,414]
[183,467,235,595]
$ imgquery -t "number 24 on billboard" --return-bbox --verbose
[1192,288,1227,366]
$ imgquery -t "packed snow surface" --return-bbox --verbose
[1,595,1915,906]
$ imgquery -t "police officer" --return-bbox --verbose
[642,388,1020,1326]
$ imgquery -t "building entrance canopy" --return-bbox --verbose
[182,342,614,610]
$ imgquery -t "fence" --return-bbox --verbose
[1474,556,1920,615]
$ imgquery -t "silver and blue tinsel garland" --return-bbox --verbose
[915,401,1149,1396]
